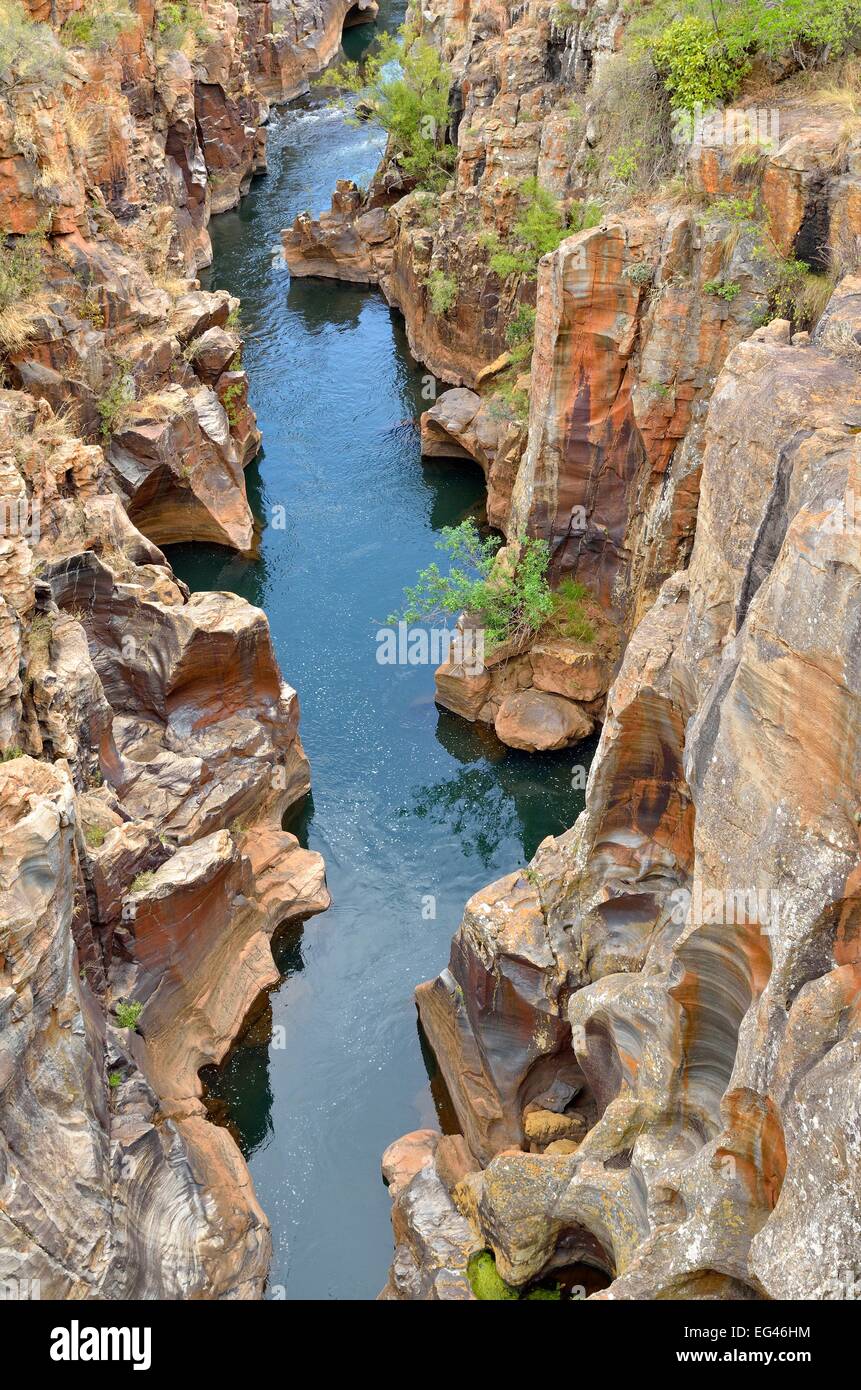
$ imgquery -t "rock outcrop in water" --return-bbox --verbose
[312,2,861,1299]
[0,0,366,1299]
[284,0,861,747]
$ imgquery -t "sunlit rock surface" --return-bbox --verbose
[387,306,861,1299]
[0,0,357,1299]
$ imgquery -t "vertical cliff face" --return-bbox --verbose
[284,3,861,734]
[0,0,364,1298]
[385,303,861,1301]
[292,4,861,1299]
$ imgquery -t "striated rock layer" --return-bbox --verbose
[286,0,861,747]
[0,0,369,1300]
[385,303,861,1299]
[372,3,861,1301]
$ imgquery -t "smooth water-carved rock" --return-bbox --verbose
[386,283,861,1300]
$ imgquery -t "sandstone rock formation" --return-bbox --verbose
[286,3,861,748]
[374,2,861,1300]
[0,0,367,1300]
[385,305,861,1299]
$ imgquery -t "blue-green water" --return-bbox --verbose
[167,11,594,1300]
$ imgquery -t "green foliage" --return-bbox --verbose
[0,745,22,761]
[608,140,643,183]
[652,15,747,112]
[634,0,861,112]
[97,365,134,441]
[704,277,741,300]
[108,1071,122,1088]
[156,0,210,52]
[325,28,455,192]
[222,379,244,426]
[706,193,758,223]
[487,379,530,425]
[130,870,155,894]
[623,260,653,286]
[546,577,595,643]
[115,1000,143,1029]
[760,254,834,329]
[0,0,69,91]
[61,0,134,51]
[588,50,675,187]
[427,269,457,316]
[390,519,554,651]
[488,180,601,281]
[551,0,580,26]
[85,825,106,848]
[505,303,536,363]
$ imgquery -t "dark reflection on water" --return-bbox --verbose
[166,1,596,1300]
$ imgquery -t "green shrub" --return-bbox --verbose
[130,870,155,894]
[487,379,530,426]
[61,0,134,51]
[156,0,210,52]
[505,303,537,363]
[222,379,244,426]
[608,140,643,183]
[325,27,455,192]
[635,0,861,112]
[652,15,747,112]
[505,303,536,346]
[108,1070,122,1088]
[427,269,457,316]
[390,518,554,651]
[623,260,653,286]
[551,0,580,27]
[488,180,601,281]
[115,1000,143,1029]
[0,745,22,762]
[85,825,106,848]
[703,278,741,300]
[97,365,134,440]
[760,254,834,329]
[589,50,675,187]
[0,0,68,92]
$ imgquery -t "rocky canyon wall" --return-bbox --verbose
[301,4,861,1299]
[0,0,361,1300]
[284,0,861,755]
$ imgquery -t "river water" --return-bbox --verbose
[167,7,594,1299]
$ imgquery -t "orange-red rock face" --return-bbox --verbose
[373,5,861,1298]
[0,0,365,1301]
[392,306,861,1298]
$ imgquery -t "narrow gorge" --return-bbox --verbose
[0,0,859,1316]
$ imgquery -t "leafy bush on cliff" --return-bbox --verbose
[427,269,457,315]
[0,0,68,92]
[155,0,211,54]
[60,0,134,51]
[324,27,455,192]
[389,518,554,651]
[486,180,601,281]
[630,0,861,111]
